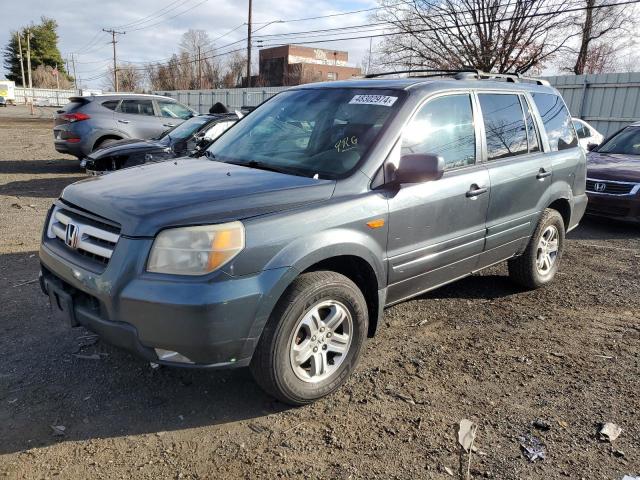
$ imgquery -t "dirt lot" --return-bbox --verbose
[1,109,639,479]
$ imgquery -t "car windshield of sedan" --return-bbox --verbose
[205,88,404,178]
[598,127,640,155]
[160,116,212,143]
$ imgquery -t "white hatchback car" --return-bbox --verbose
[572,118,604,150]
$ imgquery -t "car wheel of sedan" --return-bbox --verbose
[508,208,565,289]
[250,271,368,406]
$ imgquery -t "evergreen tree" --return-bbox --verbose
[3,17,70,85]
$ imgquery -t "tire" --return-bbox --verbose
[93,138,119,151]
[508,208,565,289]
[250,271,368,406]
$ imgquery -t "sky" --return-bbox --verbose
[1,0,380,88]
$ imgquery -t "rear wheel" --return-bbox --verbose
[508,208,565,289]
[93,137,119,151]
[250,271,368,405]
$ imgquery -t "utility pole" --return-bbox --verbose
[26,29,33,89]
[367,37,373,75]
[26,29,34,113]
[246,0,252,88]
[103,28,125,92]
[54,63,60,90]
[16,32,26,91]
[71,54,78,91]
[197,46,202,89]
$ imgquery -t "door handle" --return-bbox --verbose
[466,185,488,198]
[118,119,130,124]
[163,123,176,127]
[536,169,552,180]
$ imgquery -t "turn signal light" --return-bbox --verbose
[367,218,385,229]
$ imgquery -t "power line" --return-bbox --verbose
[252,2,405,25]
[72,31,108,54]
[109,0,192,30]
[250,0,591,43]
[256,0,640,48]
[212,23,246,42]
[126,0,210,32]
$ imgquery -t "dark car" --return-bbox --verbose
[54,94,196,160]
[40,72,587,405]
[83,113,238,174]
[586,123,640,221]
[0,96,6,107]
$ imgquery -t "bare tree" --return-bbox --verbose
[104,64,144,92]
[32,65,72,89]
[220,52,247,88]
[146,30,223,90]
[375,0,576,74]
[569,0,631,74]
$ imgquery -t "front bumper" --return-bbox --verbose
[39,237,294,368]
[585,192,640,222]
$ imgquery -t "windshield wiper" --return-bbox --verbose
[228,160,299,176]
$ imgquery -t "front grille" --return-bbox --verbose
[47,207,120,266]
[586,179,638,195]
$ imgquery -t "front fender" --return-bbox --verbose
[264,227,386,289]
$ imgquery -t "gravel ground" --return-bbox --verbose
[1,112,639,479]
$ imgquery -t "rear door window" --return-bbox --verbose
[119,99,155,116]
[402,94,476,170]
[478,93,528,160]
[531,93,578,151]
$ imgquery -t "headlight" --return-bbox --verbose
[147,222,244,275]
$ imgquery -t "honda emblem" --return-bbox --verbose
[594,182,606,193]
[65,223,79,249]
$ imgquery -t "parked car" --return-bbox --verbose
[585,122,640,222]
[572,118,604,151]
[39,72,587,405]
[83,113,239,174]
[53,94,197,160]
[0,96,6,107]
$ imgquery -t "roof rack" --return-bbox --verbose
[364,68,550,86]
[364,69,475,79]
[454,70,550,86]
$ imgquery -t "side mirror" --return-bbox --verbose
[587,143,599,152]
[395,154,445,184]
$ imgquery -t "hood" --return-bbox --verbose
[88,138,169,160]
[587,152,640,182]
[61,158,336,236]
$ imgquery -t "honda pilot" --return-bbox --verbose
[40,72,587,405]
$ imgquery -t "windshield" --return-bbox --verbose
[598,127,640,155]
[160,116,211,141]
[206,88,404,178]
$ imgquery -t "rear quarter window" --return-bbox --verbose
[531,93,578,151]
[101,100,120,111]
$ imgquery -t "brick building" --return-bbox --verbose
[258,45,361,86]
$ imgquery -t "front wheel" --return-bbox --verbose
[250,271,368,406]
[508,208,565,289]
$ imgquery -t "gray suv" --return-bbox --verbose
[53,94,196,159]
[40,72,587,405]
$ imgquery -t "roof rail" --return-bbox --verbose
[364,69,476,79]
[454,70,550,86]
[364,68,550,86]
